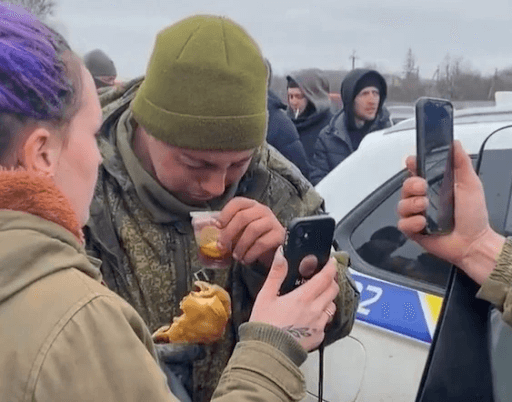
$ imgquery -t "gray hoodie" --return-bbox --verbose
[286,69,333,159]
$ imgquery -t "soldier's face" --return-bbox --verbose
[145,136,254,205]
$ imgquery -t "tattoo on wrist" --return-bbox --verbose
[282,325,312,338]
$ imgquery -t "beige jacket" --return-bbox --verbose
[477,237,512,325]
[0,170,307,402]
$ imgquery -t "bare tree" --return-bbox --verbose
[5,0,56,19]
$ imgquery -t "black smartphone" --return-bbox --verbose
[279,215,335,295]
[415,97,455,234]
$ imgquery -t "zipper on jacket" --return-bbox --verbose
[173,221,192,303]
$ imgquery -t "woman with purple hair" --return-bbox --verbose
[0,4,340,401]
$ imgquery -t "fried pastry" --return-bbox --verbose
[153,281,231,344]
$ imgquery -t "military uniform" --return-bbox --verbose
[85,79,359,401]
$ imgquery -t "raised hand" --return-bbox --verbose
[397,140,505,284]
[249,247,339,351]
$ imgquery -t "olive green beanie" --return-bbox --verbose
[131,15,268,150]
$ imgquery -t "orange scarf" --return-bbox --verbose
[0,169,83,243]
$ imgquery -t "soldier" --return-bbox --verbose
[85,15,359,401]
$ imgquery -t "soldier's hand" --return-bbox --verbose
[217,197,285,269]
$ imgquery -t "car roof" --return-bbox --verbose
[316,104,512,222]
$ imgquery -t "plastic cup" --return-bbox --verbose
[190,211,232,269]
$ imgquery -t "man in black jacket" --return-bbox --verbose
[310,69,392,185]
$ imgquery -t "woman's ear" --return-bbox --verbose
[21,127,62,175]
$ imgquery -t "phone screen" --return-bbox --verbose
[416,98,454,234]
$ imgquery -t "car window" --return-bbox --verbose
[345,157,478,295]
[479,148,512,235]
[350,180,452,291]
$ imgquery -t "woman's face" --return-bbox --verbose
[51,65,103,226]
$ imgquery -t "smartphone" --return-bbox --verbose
[279,215,335,295]
[415,97,455,234]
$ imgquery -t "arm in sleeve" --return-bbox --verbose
[281,138,311,181]
[477,237,512,326]
[268,109,311,180]
[33,295,176,402]
[309,135,332,186]
[309,132,352,186]
[212,323,307,402]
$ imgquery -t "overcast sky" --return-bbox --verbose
[53,0,512,80]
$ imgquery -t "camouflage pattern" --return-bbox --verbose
[85,79,359,401]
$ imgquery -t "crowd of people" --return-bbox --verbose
[0,5,358,402]
[0,3,511,401]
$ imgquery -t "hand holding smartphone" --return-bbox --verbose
[279,215,335,295]
[415,97,455,234]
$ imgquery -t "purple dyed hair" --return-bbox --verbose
[0,3,73,120]
[0,3,81,164]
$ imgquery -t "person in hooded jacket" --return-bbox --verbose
[83,48,117,90]
[0,6,344,402]
[267,89,310,180]
[266,60,310,179]
[286,69,333,163]
[309,69,392,185]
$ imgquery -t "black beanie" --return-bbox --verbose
[353,73,383,100]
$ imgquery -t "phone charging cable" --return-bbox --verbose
[318,341,325,402]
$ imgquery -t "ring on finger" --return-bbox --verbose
[324,307,335,318]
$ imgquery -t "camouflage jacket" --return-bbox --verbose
[85,78,359,401]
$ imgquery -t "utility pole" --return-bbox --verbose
[349,50,358,70]
[488,68,499,100]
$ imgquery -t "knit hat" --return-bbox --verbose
[353,72,384,100]
[83,49,117,88]
[131,15,268,150]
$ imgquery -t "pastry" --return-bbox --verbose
[153,281,231,344]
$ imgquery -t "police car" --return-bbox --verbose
[302,94,512,401]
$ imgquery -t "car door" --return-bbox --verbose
[416,125,512,402]
[303,159,482,401]
[302,166,456,402]
[304,122,512,401]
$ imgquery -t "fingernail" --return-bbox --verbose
[273,246,285,264]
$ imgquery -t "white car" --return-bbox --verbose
[301,97,512,401]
